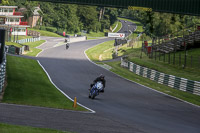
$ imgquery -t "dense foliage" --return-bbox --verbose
[120,9,200,37]
[5,0,118,34]
[2,0,199,37]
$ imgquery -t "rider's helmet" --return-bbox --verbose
[99,74,105,79]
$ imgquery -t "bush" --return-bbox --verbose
[40,26,46,31]
[57,28,65,33]
[140,33,151,41]
[45,27,57,33]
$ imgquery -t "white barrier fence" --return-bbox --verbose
[121,57,200,96]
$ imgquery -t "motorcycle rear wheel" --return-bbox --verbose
[91,95,95,99]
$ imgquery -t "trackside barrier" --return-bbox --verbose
[14,37,40,44]
[8,45,24,55]
[121,57,200,96]
[0,49,6,93]
[8,37,40,55]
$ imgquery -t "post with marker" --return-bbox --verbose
[73,97,77,108]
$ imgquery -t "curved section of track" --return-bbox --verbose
[0,20,200,133]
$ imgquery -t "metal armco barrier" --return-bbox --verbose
[15,37,40,44]
[8,45,24,55]
[0,29,6,93]
[114,38,127,46]
[8,37,40,55]
[0,57,6,93]
[121,58,200,96]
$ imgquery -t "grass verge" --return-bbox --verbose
[113,21,122,33]
[127,48,200,81]
[2,55,87,111]
[6,42,23,48]
[87,39,200,81]
[111,21,118,30]
[11,35,32,42]
[28,28,63,37]
[0,123,70,133]
[118,17,144,34]
[23,40,46,57]
[85,40,200,106]
[86,31,106,38]
[105,61,200,106]
[86,40,114,61]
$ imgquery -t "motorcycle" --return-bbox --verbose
[66,43,69,49]
[89,81,103,99]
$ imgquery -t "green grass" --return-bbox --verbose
[11,35,32,42]
[86,37,100,40]
[6,41,23,48]
[86,31,105,37]
[86,40,115,61]
[28,28,63,37]
[118,17,145,41]
[2,55,87,111]
[113,21,122,33]
[86,21,200,81]
[111,21,122,33]
[119,45,200,81]
[0,123,70,133]
[127,49,200,81]
[85,39,200,106]
[104,61,200,106]
[118,17,144,33]
[23,40,46,56]
[111,21,118,30]
[152,49,200,70]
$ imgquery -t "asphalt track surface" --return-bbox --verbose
[1,20,200,133]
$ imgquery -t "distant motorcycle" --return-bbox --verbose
[89,81,103,99]
[66,43,69,49]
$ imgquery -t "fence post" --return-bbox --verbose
[173,42,176,65]
[159,52,160,61]
[179,53,181,66]
[184,42,187,68]
[164,53,165,62]
[140,42,143,59]
[0,29,6,64]
[173,53,175,65]
[199,56,200,68]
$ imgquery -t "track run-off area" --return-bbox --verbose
[1,20,200,133]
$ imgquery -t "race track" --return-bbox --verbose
[0,20,200,133]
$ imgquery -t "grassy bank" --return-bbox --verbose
[23,40,46,57]
[105,61,200,106]
[112,21,122,33]
[6,42,23,48]
[0,123,69,133]
[28,28,63,37]
[86,40,115,61]
[6,40,46,57]
[11,35,32,42]
[2,55,87,111]
[85,40,200,106]
[87,39,200,81]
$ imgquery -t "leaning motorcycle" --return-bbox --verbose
[89,81,103,99]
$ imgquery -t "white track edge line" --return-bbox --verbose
[37,60,96,113]
[36,39,95,113]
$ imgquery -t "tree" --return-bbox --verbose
[100,14,110,32]
[77,5,98,33]
[1,0,9,5]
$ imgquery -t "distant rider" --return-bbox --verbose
[90,74,106,92]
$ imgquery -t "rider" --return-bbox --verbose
[90,74,106,92]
